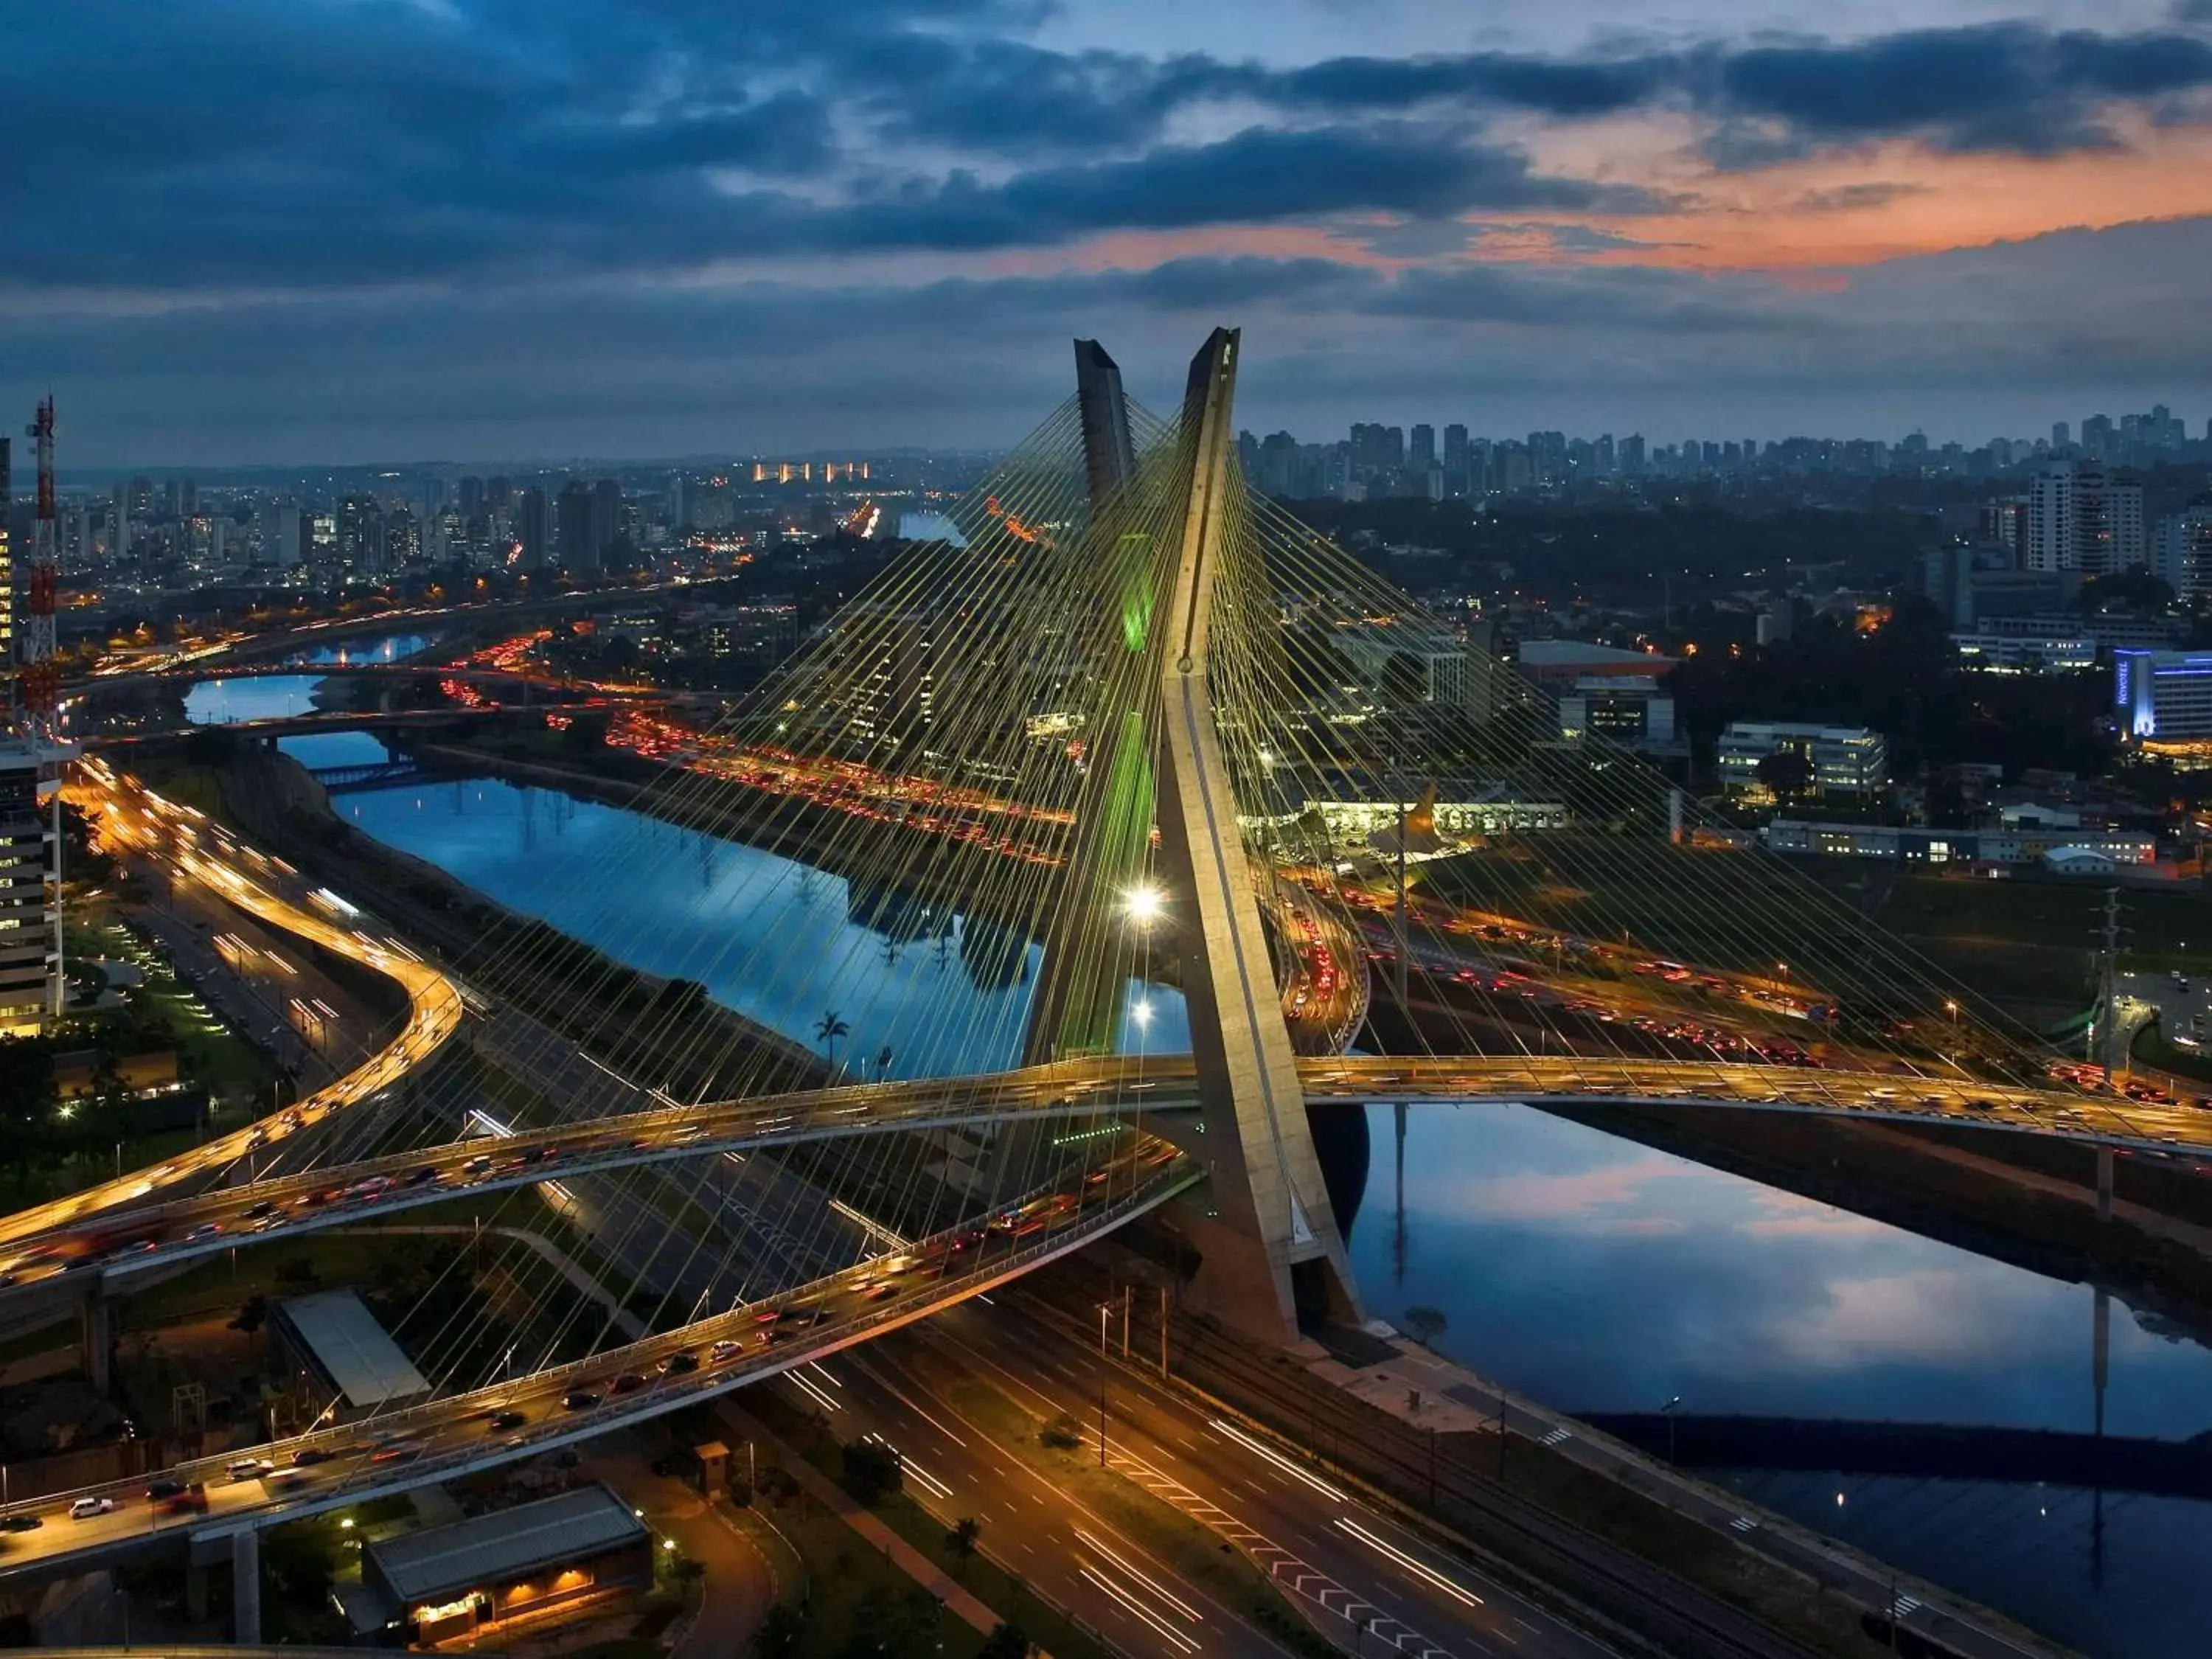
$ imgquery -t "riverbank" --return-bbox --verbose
[139,740,826,1099]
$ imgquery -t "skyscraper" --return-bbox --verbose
[1408,424,1436,470]
[516,485,547,570]
[592,479,622,565]
[556,479,597,574]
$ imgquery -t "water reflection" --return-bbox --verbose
[1354,1100,2212,1433]
[284,631,433,667]
[333,773,1190,1076]
[1352,1099,2212,1659]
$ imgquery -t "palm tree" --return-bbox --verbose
[815,1011,850,1075]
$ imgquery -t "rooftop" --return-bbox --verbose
[367,1483,650,1605]
[274,1287,431,1410]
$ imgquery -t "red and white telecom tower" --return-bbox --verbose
[21,396,59,731]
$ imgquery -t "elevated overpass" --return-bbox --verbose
[0,1152,1200,1587]
[1,1052,2191,1299]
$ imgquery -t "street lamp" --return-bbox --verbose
[1660,1394,1683,1465]
[1098,1304,1111,1469]
[1123,885,1164,928]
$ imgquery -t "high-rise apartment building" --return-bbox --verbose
[0,440,12,672]
[2156,495,2212,605]
[1408,424,1436,470]
[2025,462,2146,576]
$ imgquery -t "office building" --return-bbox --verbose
[0,746,54,1035]
[1763,819,2153,867]
[2025,461,2146,575]
[2114,650,2212,747]
[1557,675,1677,749]
[1718,721,1888,803]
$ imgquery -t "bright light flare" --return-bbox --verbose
[1123,885,1164,927]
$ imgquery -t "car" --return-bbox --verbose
[226,1458,275,1481]
[403,1165,441,1186]
[610,1372,648,1394]
[293,1447,332,1467]
[489,1410,528,1432]
[369,1442,422,1465]
[186,1222,223,1242]
[164,1486,209,1515]
[69,1497,115,1520]
[658,1352,700,1375]
[0,1515,41,1533]
[710,1339,743,1363]
[863,1282,897,1301]
[243,1200,279,1220]
[462,1155,493,1176]
[269,1472,311,1494]
[145,1478,188,1500]
[563,1388,600,1412]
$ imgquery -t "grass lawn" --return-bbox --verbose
[740,1472,1030,1659]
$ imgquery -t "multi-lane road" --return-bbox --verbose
[797,1295,1623,1659]
[0,765,464,1253]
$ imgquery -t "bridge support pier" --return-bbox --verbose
[78,1284,111,1397]
[232,1527,262,1644]
[2096,1146,2114,1222]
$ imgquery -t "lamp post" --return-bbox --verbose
[1660,1394,1683,1465]
[1097,1304,1110,1469]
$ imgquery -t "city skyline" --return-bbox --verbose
[3,1,2211,463]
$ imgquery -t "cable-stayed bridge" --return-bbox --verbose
[0,333,2184,1639]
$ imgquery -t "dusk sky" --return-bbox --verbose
[8,0,2212,466]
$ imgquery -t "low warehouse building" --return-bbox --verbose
[268,1288,432,1426]
[362,1482,654,1644]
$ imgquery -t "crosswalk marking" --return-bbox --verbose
[1539,1427,1573,1447]
[1728,1514,1759,1533]
[1893,1593,1923,1618]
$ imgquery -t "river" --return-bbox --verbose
[293,739,2209,1655]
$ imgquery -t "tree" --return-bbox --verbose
[229,1294,268,1338]
[1753,748,1812,798]
[1402,1306,1448,1346]
[815,1010,850,1073]
[753,1601,807,1659]
[978,1625,1034,1659]
[839,1438,902,1503]
[945,1515,981,1569]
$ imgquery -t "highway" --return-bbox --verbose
[0,1151,1201,1579]
[0,765,465,1253]
[819,1297,1623,1659]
